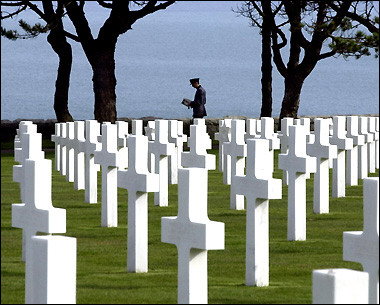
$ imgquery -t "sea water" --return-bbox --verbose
[1,2,379,121]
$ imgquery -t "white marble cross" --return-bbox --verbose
[181,119,215,171]
[307,118,337,214]
[233,138,282,286]
[367,117,377,173]
[258,117,280,173]
[63,122,75,182]
[358,116,373,179]
[278,118,294,185]
[329,116,353,198]
[161,168,225,304]
[279,125,316,241]
[148,120,175,207]
[116,121,129,170]
[132,119,143,135]
[26,235,76,304]
[83,120,101,204]
[343,177,379,304]
[223,119,246,210]
[215,119,231,173]
[176,120,187,172]
[51,123,61,171]
[12,158,66,262]
[145,120,156,173]
[375,117,379,169]
[118,134,159,272]
[168,120,180,185]
[312,268,369,304]
[59,122,67,176]
[346,116,365,186]
[94,122,122,227]
[244,118,258,141]
[73,121,85,190]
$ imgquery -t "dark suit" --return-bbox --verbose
[190,85,207,118]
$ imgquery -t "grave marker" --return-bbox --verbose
[278,118,294,185]
[145,120,156,173]
[63,122,75,182]
[161,168,225,304]
[51,123,61,171]
[312,268,369,304]
[343,177,379,304]
[329,116,353,198]
[83,120,101,203]
[116,121,129,170]
[59,122,67,176]
[118,134,159,272]
[367,117,377,173]
[346,116,365,186]
[94,122,122,227]
[12,159,66,262]
[233,138,282,286]
[148,120,175,207]
[223,119,246,209]
[26,235,76,304]
[279,125,316,240]
[307,118,337,214]
[215,119,231,173]
[258,117,280,173]
[73,121,85,190]
[168,120,180,184]
[358,116,373,179]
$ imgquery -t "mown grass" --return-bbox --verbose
[1,147,378,304]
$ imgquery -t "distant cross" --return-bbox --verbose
[258,117,280,173]
[94,122,122,227]
[59,123,67,176]
[346,116,365,186]
[307,118,337,214]
[358,116,373,179]
[279,125,316,241]
[278,118,294,185]
[343,177,379,304]
[375,117,379,169]
[118,134,159,272]
[182,120,215,170]
[329,116,353,198]
[145,120,156,173]
[367,117,377,173]
[161,168,225,304]
[215,119,231,173]
[12,158,66,262]
[63,122,75,182]
[233,138,282,286]
[132,119,143,135]
[148,120,175,207]
[115,121,129,171]
[223,119,246,210]
[168,120,180,184]
[83,120,101,204]
[73,121,85,190]
[51,123,61,171]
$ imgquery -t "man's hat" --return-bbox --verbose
[190,78,199,84]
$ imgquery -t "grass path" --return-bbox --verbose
[1,149,378,303]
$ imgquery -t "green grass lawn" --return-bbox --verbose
[1,148,378,304]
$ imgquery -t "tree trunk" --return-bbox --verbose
[279,74,305,119]
[90,43,117,124]
[47,28,74,122]
[260,1,273,118]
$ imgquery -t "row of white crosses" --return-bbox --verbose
[12,121,76,303]
[313,177,379,304]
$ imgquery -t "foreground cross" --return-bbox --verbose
[307,118,337,214]
[233,138,282,286]
[118,134,159,272]
[12,158,66,262]
[161,168,225,304]
[343,177,379,304]
[279,125,316,241]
